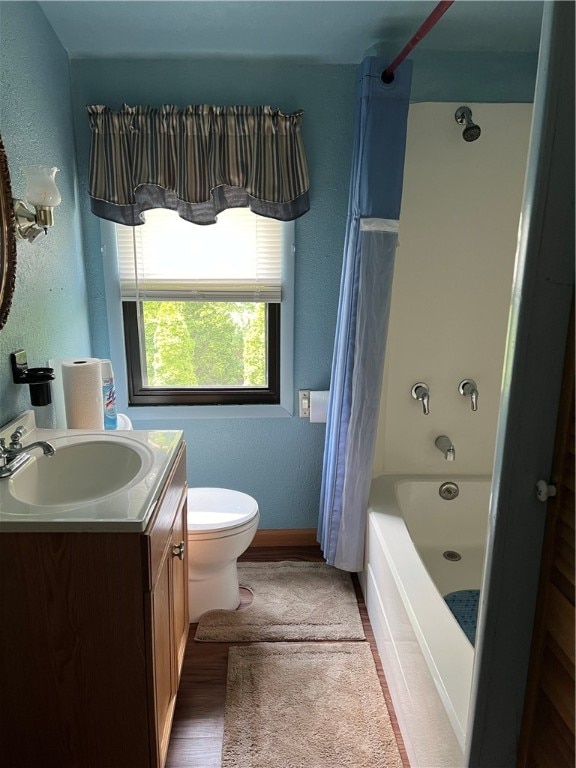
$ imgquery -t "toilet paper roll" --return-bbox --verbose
[310,390,330,423]
[61,358,104,429]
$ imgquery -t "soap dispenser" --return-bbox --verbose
[10,349,54,406]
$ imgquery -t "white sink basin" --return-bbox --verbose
[9,437,154,507]
[0,412,183,531]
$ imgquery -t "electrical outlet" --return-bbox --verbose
[299,389,310,418]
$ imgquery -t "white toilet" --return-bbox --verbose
[186,487,259,622]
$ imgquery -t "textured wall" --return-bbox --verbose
[70,59,355,529]
[0,5,538,529]
[0,2,91,427]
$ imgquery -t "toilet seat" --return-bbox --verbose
[187,487,259,534]
[187,516,259,542]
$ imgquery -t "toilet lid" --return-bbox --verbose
[187,487,259,532]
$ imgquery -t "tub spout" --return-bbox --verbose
[435,435,455,461]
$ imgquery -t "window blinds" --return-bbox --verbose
[116,208,283,302]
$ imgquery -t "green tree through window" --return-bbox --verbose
[142,301,266,388]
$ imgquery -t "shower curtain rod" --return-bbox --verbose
[381,0,455,83]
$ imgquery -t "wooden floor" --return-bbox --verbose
[166,546,410,768]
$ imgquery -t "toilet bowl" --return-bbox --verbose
[187,487,259,622]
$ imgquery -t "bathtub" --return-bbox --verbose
[361,474,491,768]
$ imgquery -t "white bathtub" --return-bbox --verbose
[361,474,491,768]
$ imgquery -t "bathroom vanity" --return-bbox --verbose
[0,419,188,768]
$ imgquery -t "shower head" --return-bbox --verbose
[455,106,481,142]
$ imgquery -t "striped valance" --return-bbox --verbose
[86,104,310,225]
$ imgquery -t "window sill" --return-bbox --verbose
[125,403,293,422]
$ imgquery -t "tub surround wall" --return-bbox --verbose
[0,3,91,427]
[373,103,533,476]
[364,101,535,764]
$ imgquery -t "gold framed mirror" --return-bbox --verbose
[0,134,17,330]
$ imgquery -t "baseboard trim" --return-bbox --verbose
[251,528,318,547]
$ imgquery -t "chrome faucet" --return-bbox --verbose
[0,430,55,478]
[459,379,479,411]
[411,382,430,415]
[435,435,455,461]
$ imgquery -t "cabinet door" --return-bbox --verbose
[151,550,175,767]
[171,494,189,684]
[144,445,187,768]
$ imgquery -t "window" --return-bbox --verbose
[115,208,289,407]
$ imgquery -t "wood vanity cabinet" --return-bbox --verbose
[0,443,189,768]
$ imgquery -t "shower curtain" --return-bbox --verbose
[318,57,412,572]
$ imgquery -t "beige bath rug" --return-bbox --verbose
[222,642,403,768]
[194,561,365,641]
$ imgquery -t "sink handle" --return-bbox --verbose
[171,541,185,560]
[9,427,25,450]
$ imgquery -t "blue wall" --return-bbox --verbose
[0,2,91,426]
[70,59,356,529]
[69,51,538,530]
[0,0,537,530]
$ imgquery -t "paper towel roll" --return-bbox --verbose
[310,390,329,423]
[62,358,104,429]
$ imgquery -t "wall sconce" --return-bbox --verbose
[13,166,61,243]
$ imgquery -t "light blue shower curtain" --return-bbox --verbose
[318,57,412,572]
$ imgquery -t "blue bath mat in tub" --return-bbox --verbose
[444,590,480,646]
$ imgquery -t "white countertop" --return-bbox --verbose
[0,412,183,532]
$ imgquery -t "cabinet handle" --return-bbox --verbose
[171,541,185,560]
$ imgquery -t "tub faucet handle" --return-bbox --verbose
[459,379,478,411]
[411,383,430,415]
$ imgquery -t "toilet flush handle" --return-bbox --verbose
[172,541,185,560]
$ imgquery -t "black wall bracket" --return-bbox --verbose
[11,349,55,406]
